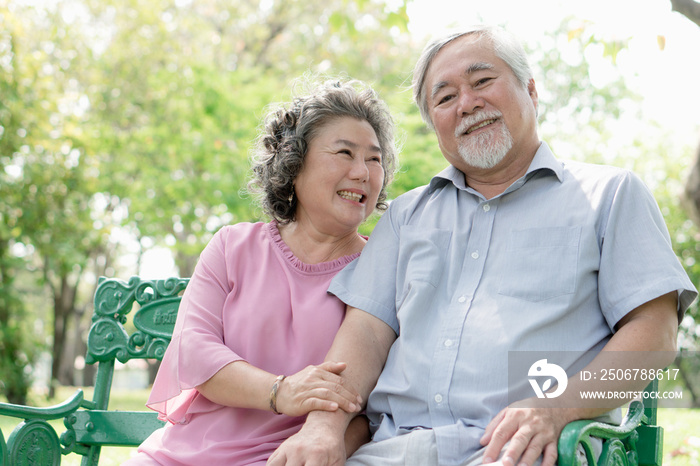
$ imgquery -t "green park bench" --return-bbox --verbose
[0,276,188,466]
[0,276,664,465]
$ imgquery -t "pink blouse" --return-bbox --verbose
[132,222,361,465]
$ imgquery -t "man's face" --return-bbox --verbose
[424,35,539,174]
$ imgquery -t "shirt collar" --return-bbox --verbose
[428,141,563,194]
[526,141,563,182]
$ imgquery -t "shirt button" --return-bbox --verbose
[434,394,443,403]
[458,296,466,303]
[444,339,453,347]
[471,251,479,259]
[482,204,491,212]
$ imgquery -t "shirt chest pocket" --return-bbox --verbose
[498,226,581,302]
[397,226,453,290]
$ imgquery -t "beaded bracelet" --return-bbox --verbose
[269,374,286,415]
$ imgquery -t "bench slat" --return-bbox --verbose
[69,411,165,446]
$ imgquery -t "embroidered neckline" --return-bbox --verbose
[266,221,362,274]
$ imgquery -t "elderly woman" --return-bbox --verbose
[124,78,397,465]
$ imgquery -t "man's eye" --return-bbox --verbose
[438,95,454,105]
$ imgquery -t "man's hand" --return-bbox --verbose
[267,412,347,466]
[480,403,573,466]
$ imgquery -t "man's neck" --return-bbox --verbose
[462,146,538,200]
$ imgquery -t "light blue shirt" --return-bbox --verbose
[329,142,697,465]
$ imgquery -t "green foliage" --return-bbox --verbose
[0,0,415,389]
[0,8,38,404]
[0,243,38,405]
[531,17,643,163]
[389,103,447,197]
[0,320,33,405]
[74,0,417,275]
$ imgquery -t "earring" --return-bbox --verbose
[288,191,294,207]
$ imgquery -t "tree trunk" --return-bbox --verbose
[683,141,700,223]
[675,354,700,408]
[671,0,700,27]
[49,274,79,397]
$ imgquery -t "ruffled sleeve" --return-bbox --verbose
[146,227,243,424]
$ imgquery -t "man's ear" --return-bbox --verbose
[528,78,539,116]
[528,78,538,105]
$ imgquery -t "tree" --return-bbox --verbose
[81,0,415,276]
[1,0,416,392]
[0,6,49,401]
[0,2,131,395]
[675,0,700,224]
[669,0,700,407]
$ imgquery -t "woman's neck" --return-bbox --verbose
[277,221,366,264]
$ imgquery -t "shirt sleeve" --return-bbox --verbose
[329,205,402,334]
[598,171,697,328]
[146,227,244,423]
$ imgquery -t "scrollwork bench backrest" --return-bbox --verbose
[87,276,189,411]
[0,276,190,466]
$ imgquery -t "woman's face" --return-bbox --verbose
[292,116,384,236]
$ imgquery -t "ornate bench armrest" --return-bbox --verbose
[0,389,85,421]
[0,391,85,465]
[558,400,646,466]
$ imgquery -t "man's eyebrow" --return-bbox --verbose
[430,62,496,100]
[430,81,449,100]
[466,62,495,74]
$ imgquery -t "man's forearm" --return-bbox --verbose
[555,291,679,418]
[344,415,371,456]
[267,307,396,465]
[304,306,396,432]
[327,307,396,398]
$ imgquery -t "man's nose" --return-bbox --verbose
[457,90,485,115]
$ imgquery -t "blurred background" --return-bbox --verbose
[1,0,699,462]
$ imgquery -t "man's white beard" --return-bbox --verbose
[456,119,513,170]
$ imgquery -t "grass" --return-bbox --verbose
[1,387,699,464]
[658,407,700,466]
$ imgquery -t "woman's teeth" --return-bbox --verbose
[338,190,363,202]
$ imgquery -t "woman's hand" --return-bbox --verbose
[275,361,362,417]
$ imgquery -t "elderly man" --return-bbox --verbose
[268,25,697,466]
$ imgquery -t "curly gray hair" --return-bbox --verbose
[249,78,397,224]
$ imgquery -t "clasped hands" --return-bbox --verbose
[273,361,362,418]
